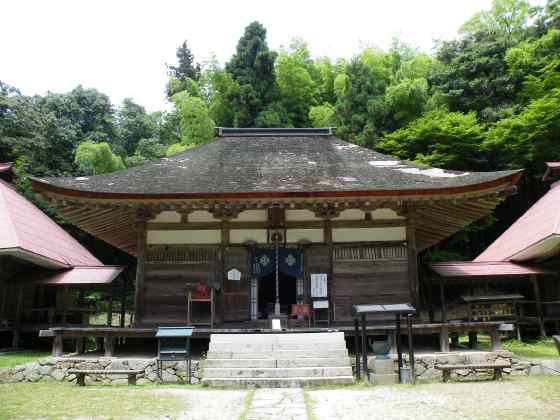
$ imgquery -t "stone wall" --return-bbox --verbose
[0,357,201,385]
[366,351,537,381]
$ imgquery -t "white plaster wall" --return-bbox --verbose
[286,229,324,243]
[334,209,364,220]
[370,208,404,219]
[285,210,321,221]
[151,211,181,223]
[332,227,406,242]
[230,229,268,244]
[235,210,268,222]
[188,211,219,222]
[147,230,221,244]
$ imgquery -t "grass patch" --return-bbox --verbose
[303,389,318,420]
[0,351,50,369]
[238,388,255,420]
[502,338,558,359]
[0,382,190,420]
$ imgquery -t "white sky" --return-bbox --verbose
[0,0,544,112]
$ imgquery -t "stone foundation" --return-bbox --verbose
[0,357,201,385]
[365,351,536,381]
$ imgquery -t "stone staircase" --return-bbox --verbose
[202,332,355,387]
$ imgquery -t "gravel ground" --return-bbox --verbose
[309,377,560,420]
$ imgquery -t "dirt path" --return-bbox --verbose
[308,377,560,420]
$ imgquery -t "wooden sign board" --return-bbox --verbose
[227,268,241,281]
[310,273,328,298]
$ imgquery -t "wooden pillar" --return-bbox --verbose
[407,314,415,384]
[133,212,148,325]
[439,278,447,323]
[105,291,112,327]
[61,286,69,325]
[52,333,63,357]
[489,327,502,351]
[104,335,115,357]
[396,314,403,383]
[406,214,419,305]
[361,314,368,381]
[531,275,546,337]
[75,337,85,354]
[439,326,450,352]
[468,332,478,349]
[354,318,360,378]
[12,282,25,350]
[120,276,127,328]
[324,219,334,323]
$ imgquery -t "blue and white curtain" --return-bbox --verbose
[251,248,304,279]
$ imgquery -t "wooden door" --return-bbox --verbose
[222,247,250,322]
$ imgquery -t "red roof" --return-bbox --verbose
[33,266,123,285]
[0,179,102,268]
[430,261,554,278]
[475,181,560,262]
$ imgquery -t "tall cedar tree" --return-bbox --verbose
[167,41,201,81]
[225,21,278,127]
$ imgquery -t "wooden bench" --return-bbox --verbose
[68,369,143,386]
[435,363,511,382]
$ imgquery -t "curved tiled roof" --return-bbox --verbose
[32,135,520,198]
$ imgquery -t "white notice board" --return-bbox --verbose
[310,273,328,297]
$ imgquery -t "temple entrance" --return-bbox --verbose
[251,247,304,320]
[258,273,297,318]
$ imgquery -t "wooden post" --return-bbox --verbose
[120,276,127,328]
[104,335,115,357]
[489,327,502,351]
[406,215,419,306]
[52,333,63,357]
[439,278,447,323]
[106,289,113,327]
[75,337,85,354]
[12,282,25,350]
[396,314,403,383]
[407,314,415,384]
[468,332,478,349]
[133,213,148,326]
[361,314,368,381]
[531,275,546,337]
[440,326,450,352]
[427,275,434,323]
[324,219,334,324]
[61,286,69,325]
[354,318,360,378]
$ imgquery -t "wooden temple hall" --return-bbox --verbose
[30,128,527,349]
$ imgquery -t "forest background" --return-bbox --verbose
[2,0,560,267]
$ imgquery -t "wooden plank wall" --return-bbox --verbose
[222,247,250,322]
[304,246,330,301]
[332,244,410,321]
[142,246,219,324]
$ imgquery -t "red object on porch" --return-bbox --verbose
[193,282,210,299]
[290,304,311,327]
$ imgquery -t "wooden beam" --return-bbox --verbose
[133,213,148,325]
[406,215,419,305]
[531,275,546,337]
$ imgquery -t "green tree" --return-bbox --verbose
[172,91,215,146]
[276,40,319,126]
[308,103,336,127]
[167,40,201,82]
[125,138,166,167]
[377,109,486,170]
[115,98,157,157]
[225,21,278,126]
[74,140,124,175]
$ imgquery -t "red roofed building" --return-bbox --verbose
[431,162,560,337]
[0,163,123,349]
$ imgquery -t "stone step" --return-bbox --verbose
[204,357,351,368]
[208,343,347,352]
[210,332,344,342]
[203,366,353,378]
[372,373,399,385]
[202,376,355,388]
[206,349,350,359]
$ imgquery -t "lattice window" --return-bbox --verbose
[146,245,219,264]
[333,245,407,261]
